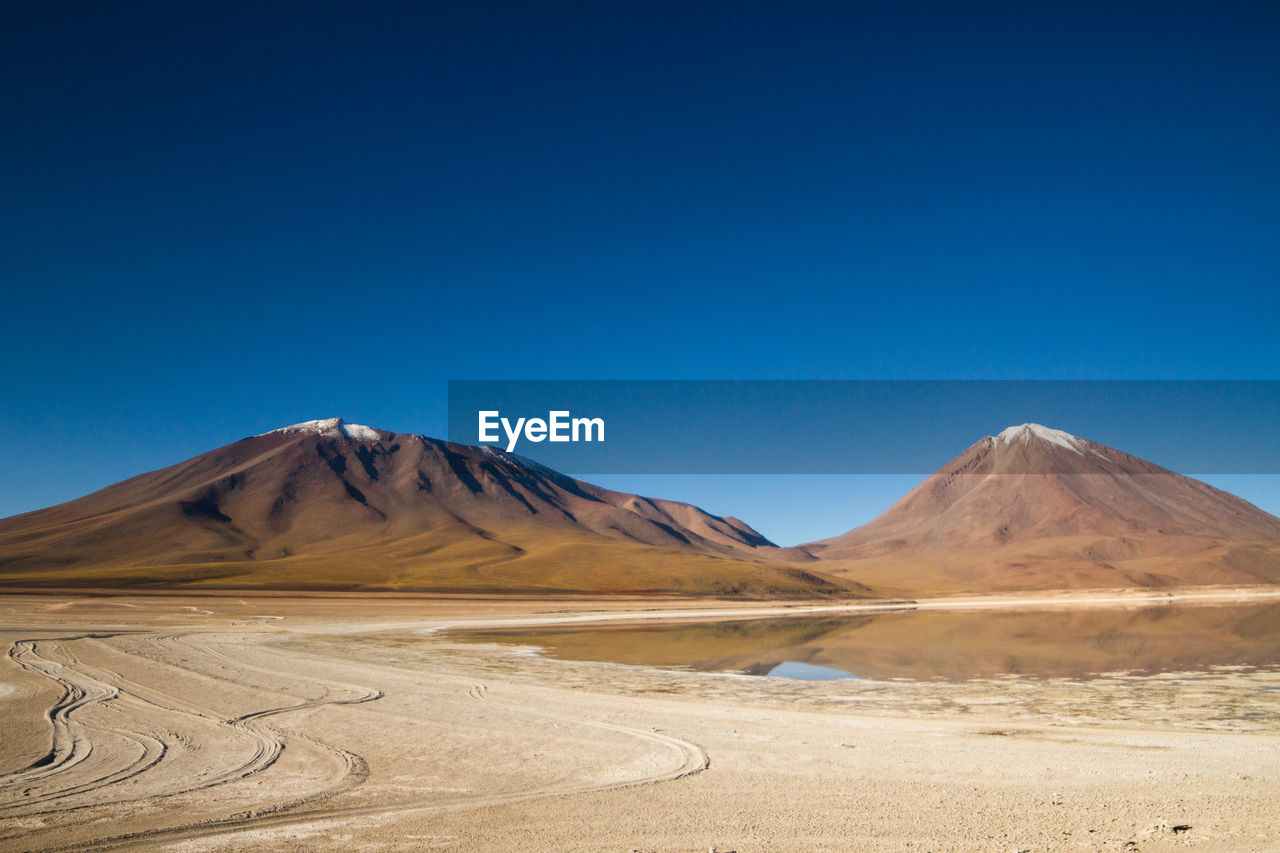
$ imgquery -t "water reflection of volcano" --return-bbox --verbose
[459,602,1280,681]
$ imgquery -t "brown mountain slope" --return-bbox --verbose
[805,423,1280,593]
[0,419,841,596]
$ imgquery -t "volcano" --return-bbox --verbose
[3,420,1277,597]
[805,423,1280,593]
[0,419,837,595]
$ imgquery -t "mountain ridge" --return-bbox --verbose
[804,423,1280,592]
[0,419,836,596]
[1,419,1277,596]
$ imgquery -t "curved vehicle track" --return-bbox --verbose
[0,625,709,852]
[0,632,381,848]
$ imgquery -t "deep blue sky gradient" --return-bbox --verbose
[3,2,1278,543]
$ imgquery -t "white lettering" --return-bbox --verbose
[501,417,526,452]
[548,411,570,442]
[478,411,500,443]
[479,411,604,452]
[572,417,604,442]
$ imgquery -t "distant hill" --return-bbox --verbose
[0,418,840,596]
[805,423,1280,593]
[3,419,1277,596]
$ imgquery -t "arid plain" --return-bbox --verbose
[3,588,1278,852]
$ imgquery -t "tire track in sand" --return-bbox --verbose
[0,638,161,800]
[27,637,708,852]
[0,631,380,843]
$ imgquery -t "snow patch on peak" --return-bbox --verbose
[262,418,342,437]
[481,443,557,474]
[341,422,383,441]
[261,418,383,441]
[992,423,1085,455]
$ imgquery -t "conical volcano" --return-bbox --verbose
[806,424,1280,592]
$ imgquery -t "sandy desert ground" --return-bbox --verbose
[2,589,1278,852]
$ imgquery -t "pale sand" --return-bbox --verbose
[1,589,1278,852]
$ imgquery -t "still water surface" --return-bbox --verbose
[456,601,1280,681]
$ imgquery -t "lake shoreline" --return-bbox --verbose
[2,591,1278,851]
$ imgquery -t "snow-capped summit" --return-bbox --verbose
[992,423,1085,455]
[0,417,805,595]
[806,422,1280,590]
[261,418,384,442]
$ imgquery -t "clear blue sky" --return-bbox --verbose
[3,2,1278,544]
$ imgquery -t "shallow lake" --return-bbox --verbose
[455,601,1280,681]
